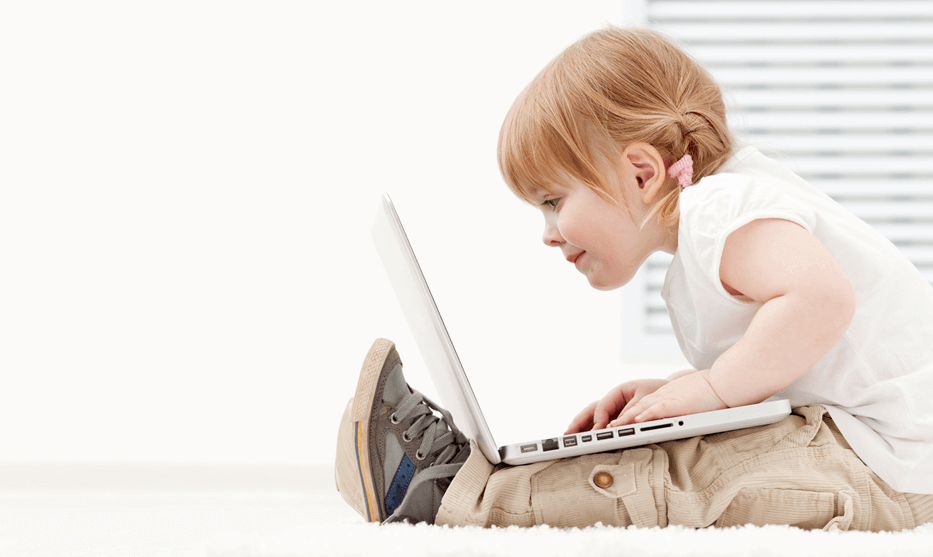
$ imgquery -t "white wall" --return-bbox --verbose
[0,0,685,466]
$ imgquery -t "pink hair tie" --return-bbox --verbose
[668,154,694,188]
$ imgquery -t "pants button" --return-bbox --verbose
[593,471,613,489]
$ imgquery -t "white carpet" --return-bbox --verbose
[4,469,933,557]
[224,521,933,557]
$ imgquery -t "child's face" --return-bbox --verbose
[537,171,669,291]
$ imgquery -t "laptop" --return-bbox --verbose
[371,193,791,466]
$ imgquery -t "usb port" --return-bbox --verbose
[617,427,635,437]
[596,431,613,440]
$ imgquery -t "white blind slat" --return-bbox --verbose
[650,1,933,20]
[740,135,933,152]
[726,90,933,110]
[839,201,933,220]
[654,22,933,42]
[712,67,933,86]
[693,45,933,65]
[809,180,933,197]
[729,112,933,131]
[772,157,932,175]
[871,224,933,242]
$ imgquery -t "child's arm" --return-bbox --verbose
[613,218,856,425]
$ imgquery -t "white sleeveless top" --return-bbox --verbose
[662,146,933,494]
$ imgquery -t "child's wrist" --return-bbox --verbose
[699,369,730,408]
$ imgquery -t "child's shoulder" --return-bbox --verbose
[687,172,755,199]
[681,172,771,216]
[679,171,815,242]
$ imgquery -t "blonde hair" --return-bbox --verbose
[498,26,734,231]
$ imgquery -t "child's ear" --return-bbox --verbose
[621,143,667,204]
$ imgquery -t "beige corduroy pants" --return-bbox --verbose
[436,406,933,531]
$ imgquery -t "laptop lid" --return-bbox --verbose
[371,193,502,464]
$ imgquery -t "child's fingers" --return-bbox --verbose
[632,399,676,423]
[612,399,645,426]
[615,396,672,425]
[609,397,642,427]
[592,384,631,430]
[565,400,598,434]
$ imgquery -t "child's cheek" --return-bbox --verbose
[559,211,587,247]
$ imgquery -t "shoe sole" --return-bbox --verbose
[349,337,395,523]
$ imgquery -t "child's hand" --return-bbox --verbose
[565,401,600,434]
[565,379,670,434]
[610,370,727,426]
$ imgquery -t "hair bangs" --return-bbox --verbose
[498,70,611,205]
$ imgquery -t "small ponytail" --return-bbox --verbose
[675,109,733,183]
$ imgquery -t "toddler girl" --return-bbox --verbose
[336,26,933,530]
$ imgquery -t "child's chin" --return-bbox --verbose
[584,266,635,290]
[586,276,624,291]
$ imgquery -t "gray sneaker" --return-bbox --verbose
[335,338,470,524]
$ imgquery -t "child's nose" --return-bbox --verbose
[542,221,563,247]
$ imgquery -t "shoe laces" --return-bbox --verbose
[391,389,467,466]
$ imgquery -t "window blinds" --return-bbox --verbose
[622,0,933,355]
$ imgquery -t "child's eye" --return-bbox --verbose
[544,198,560,209]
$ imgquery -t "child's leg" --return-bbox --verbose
[437,406,933,531]
[335,339,932,529]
